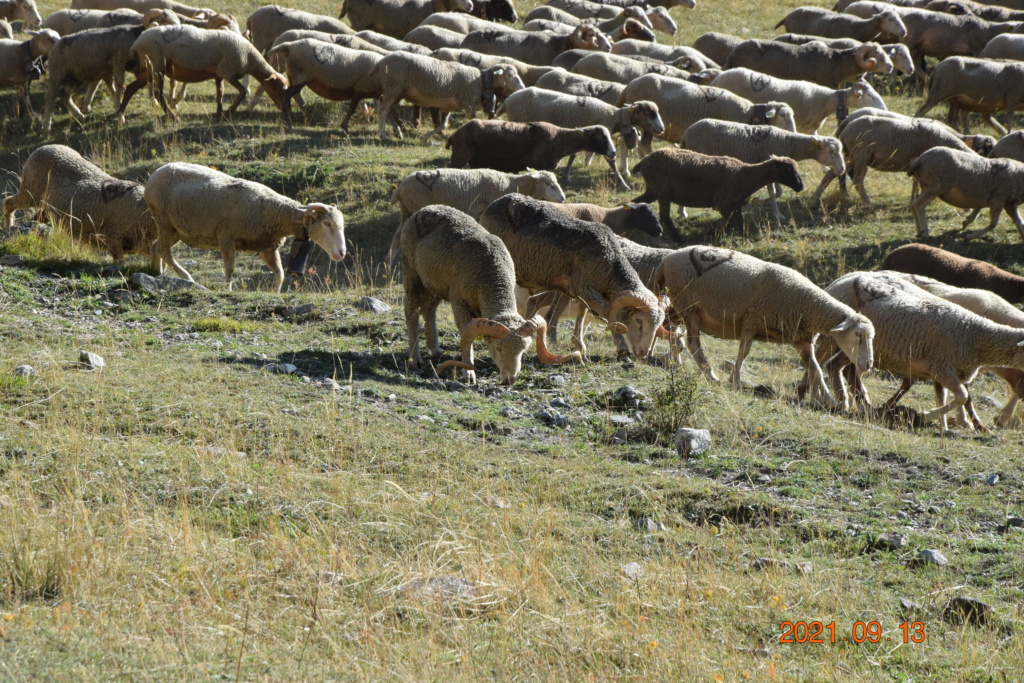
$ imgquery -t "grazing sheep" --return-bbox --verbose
[432,47,555,86]
[710,67,887,133]
[117,24,287,120]
[0,0,40,26]
[632,149,805,237]
[372,51,525,141]
[354,30,434,55]
[2,145,157,265]
[143,162,346,292]
[0,20,10,39]
[572,52,695,86]
[523,17,655,43]
[823,270,1024,430]
[835,0,928,7]
[773,33,861,48]
[546,0,631,21]
[597,0,696,8]
[420,12,518,34]
[446,119,619,188]
[467,0,518,23]
[0,29,59,117]
[272,29,389,55]
[835,106,995,153]
[881,242,1024,303]
[339,0,473,39]
[497,87,664,181]
[816,115,988,205]
[653,246,875,404]
[980,32,1024,59]
[550,202,663,238]
[915,56,1024,134]
[479,193,668,359]
[988,130,1024,161]
[460,24,611,66]
[522,5,652,34]
[246,6,354,56]
[772,36,917,75]
[41,8,176,35]
[775,7,908,42]
[907,146,1024,240]
[405,25,471,50]
[927,0,1024,22]
[402,205,577,385]
[610,40,719,71]
[725,40,893,88]
[534,68,625,104]
[71,0,210,17]
[691,32,745,66]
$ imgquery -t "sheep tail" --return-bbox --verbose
[906,155,921,177]
[493,101,507,118]
[632,157,646,175]
[267,44,286,59]
[774,18,785,29]
[338,0,349,19]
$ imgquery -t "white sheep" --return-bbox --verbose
[70,0,212,17]
[610,40,719,71]
[572,52,696,86]
[0,29,59,117]
[246,6,355,56]
[3,144,158,266]
[143,162,346,293]
[404,25,470,51]
[915,56,1024,135]
[431,47,555,86]
[0,0,41,26]
[420,12,518,35]
[40,8,175,35]
[654,246,875,405]
[460,24,612,66]
[709,67,887,134]
[339,0,473,39]
[533,68,624,104]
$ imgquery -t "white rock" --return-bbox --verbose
[14,365,35,377]
[674,428,712,457]
[621,562,643,581]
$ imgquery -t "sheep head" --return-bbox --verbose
[25,29,59,58]
[760,101,796,132]
[848,82,886,111]
[572,25,612,53]
[518,171,566,203]
[487,64,525,105]
[489,0,518,24]
[440,316,578,385]
[874,10,908,41]
[813,137,846,175]
[622,6,654,30]
[768,156,804,192]
[620,19,655,42]
[648,7,677,35]
[299,203,346,262]
[829,313,875,376]
[886,44,915,76]
[13,0,41,27]
[142,9,180,28]
[206,14,241,32]
[261,72,289,111]
[855,43,894,75]
[621,203,663,238]
[964,134,996,156]
[435,0,474,13]
[605,291,665,360]
[582,125,617,159]
[626,100,664,137]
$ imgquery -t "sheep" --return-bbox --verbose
[117,24,287,120]
[401,205,577,385]
[479,192,668,359]
[927,0,1024,22]
[467,0,518,23]
[405,25,471,50]
[522,17,656,43]
[0,20,10,39]
[596,0,696,8]
[907,146,1024,241]
[460,24,611,65]
[339,0,473,39]
[372,51,525,141]
[534,68,625,104]
[524,4,674,36]
[835,107,996,153]
[549,202,663,238]
[445,119,619,188]
[245,6,355,57]
[821,270,1024,430]
[420,12,518,35]
[988,130,1024,161]
[0,29,59,117]
[545,0,631,21]
[771,36,917,75]
[775,7,909,43]
[631,149,805,237]
[41,8,176,35]
[353,30,434,55]
[265,39,388,129]
[616,74,798,152]
[0,0,41,26]
[572,52,695,86]
[70,0,210,17]
[691,32,745,66]
[709,67,887,133]
[881,242,1024,303]
[432,47,555,86]
[2,144,158,266]
[143,162,346,293]
[813,114,985,205]
[835,0,928,9]
[725,40,893,88]
[497,87,664,181]
[653,246,875,405]
[610,40,719,71]
[915,56,1024,134]
[980,32,1024,59]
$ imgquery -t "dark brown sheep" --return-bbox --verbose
[881,243,1024,303]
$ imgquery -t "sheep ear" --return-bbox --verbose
[493,67,504,76]
[765,107,777,119]
[830,319,852,333]
[1018,339,1024,347]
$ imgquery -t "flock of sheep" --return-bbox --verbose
[4,0,1024,431]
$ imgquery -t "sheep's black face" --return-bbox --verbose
[780,162,804,193]
[586,128,616,158]
[492,0,518,23]
[625,203,663,238]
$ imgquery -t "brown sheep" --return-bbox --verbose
[882,243,1024,303]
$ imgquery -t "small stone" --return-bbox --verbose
[550,397,570,409]
[484,495,510,509]
[674,428,712,457]
[1004,516,1024,530]
[543,373,569,387]
[756,474,771,484]
[900,598,922,614]
[282,407,299,415]
[986,474,1000,486]
[942,596,993,626]
[300,375,311,383]
[321,378,342,391]
[128,272,206,294]
[796,562,813,575]
[896,511,910,520]
[620,562,643,581]
[917,549,948,567]
[534,409,554,423]
[78,351,105,370]
[266,363,298,375]
[611,385,646,409]
[633,518,665,532]
[13,365,35,377]
[278,303,315,318]
[386,393,397,402]
[553,415,570,428]
[499,406,519,418]
[444,381,467,392]
[108,290,138,304]
[355,296,390,314]
[875,531,907,551]
[751,557,791,571]
[396,577,479,602]
[608,414,635,426]
[417,415,434,424]
[0,254,26,267]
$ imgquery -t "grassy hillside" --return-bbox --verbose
[1,0,1024,680]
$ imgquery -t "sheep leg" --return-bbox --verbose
[1006,205,1024,243]
[543,293,570,343]
[767,183,785,223]
[933,383,952,431]
[338,97,362,131]
[218,237,237,291]
[562,154,577,185]
[157,237,192,283]
[259,248,285,294]
[987,367,1024,428]
[227,77,250,116]
[909,191,935,238]
[449,301,475,383]
[880,377,913,413]
[655,198,680,242]
[2,187,38,229]
[19,84,36,119]
[852,166,872,207]
[685,310,717,382]
[152,74,178,121]
[115,75,150,121]
[983,114,1007,136]
[730,332,754,390]
[921,375,976,430]
[81,81,103,114]
[280,83,305,125]
[960,203,1002,241]
[617,135,631,178]
[405,293,424,369]
[572,307,589,357]
[961,208,982,229]
[378,96,402,141]
[603,154,631,192]
[797,341,836,408]
[246,83,266,113]
[810,168,838,204]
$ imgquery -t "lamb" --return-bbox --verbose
[372,51,525,141]
[245,6,355,57]
[445,119,619,188]
[979,32,1024,59]
[572,52,695,86]
[0,29,59,117]
[907,146,1024,241]
[915,56,1024,134]
[534,68,625,104]
[653,246,875,405]
[725,40,893,88]
[881,242,1024,303]
[497,87,664,181]
[70,0,211,17]
[432,47,554,86]
[467,0,518,23]
[401,205,577,385]
[41,8,177,35]
[2,145,158,266]
[821,270,1024,430]
[813,114,984,205]
[709,67,887,133]
[143,162,346,293]
[631,149,805,237]
[610,40,719,71]
[549,202,663,237]
[405,25,471,50]
[479,193,668,359]
[775,7,908,42]
[460,24,611,65]
[522,17,656,43]
[339,0,473,39]
[0,0,40,26]
[691,32,744,66]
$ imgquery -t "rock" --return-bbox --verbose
[796,562,813,575]
[751,557,791,571]
[608,414,635,426]
[0,254,25,267]
[986,474,999,486]
[542,373,569,387]
[416,415,435,424]
[942,596,993,626]
[633,518,666,532]
[78,351,105,370]
[916,549,948,567]
[550,397,570,409]
[611,385,646,410]
[396,577,480,602]
[483,495,510,510]
[266,363,298,375]
[128,272,206,294]
[552,415,570,428]
[355,296,390,314]
[281,407,299,415]
[977,395,999,408]
[1003,517,1024,531]
[756,474,771,484]
[874,531,907,551]
[674,428,712,457]
[13,365,35,377]
[620,562,643,581]
[499,406,520,418]
[900,598,922,614]
[277,303,316,319]
[108,290,139,304]
[752,384,778,399]
[321,378,342,391]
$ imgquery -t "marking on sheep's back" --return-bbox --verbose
[701,87,721,103]
[689,247,734,277]
[160,26,187,43]
[68,10,87,21]
[747,126,772,144]
[480,30,504,42]
[459,53,482,68]
[414,170,441,190]
[749,73,771,93]
[100,181,134,203]
[851,277,897,311]
[313,43,335,65]
[574,96,590,107]
[585,83,614,99]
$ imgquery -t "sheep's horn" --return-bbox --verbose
[656,325,681,340]
[864,58,877,69]
[437,360,476,373]
[525,291,557,317]
[522,316,581,364]
[605,290,657,331]
[303,202,331,216]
